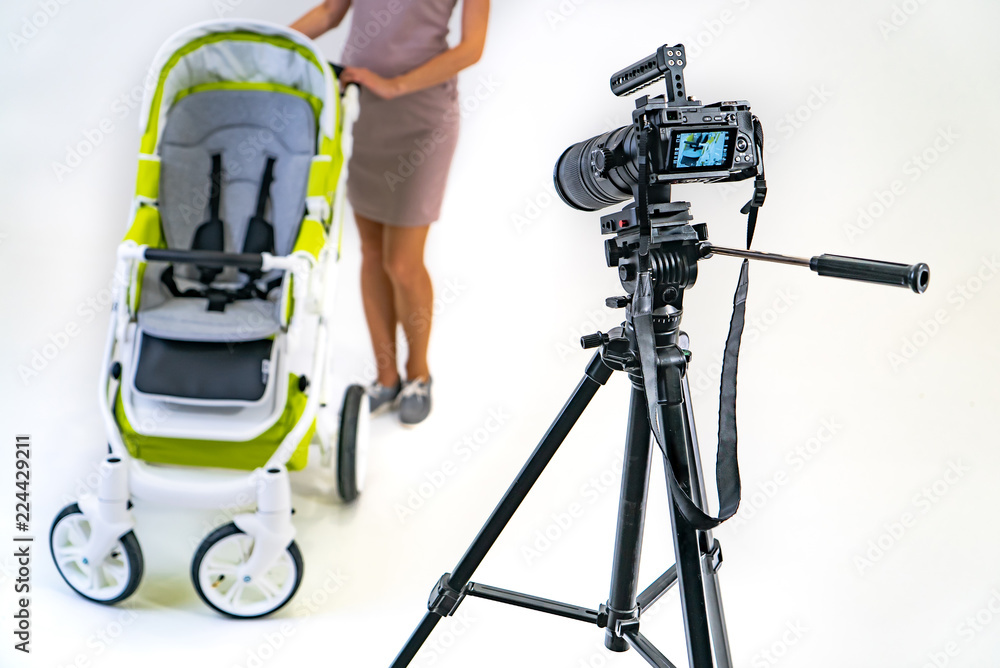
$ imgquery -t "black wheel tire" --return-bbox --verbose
[190,522,304,619]
[49,503,143,605]
[336,384,367,503]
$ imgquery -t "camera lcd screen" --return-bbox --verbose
[667,129,735,172]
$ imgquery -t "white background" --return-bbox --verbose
[2,1,999,667]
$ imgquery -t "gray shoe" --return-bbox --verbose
[398,377,432,425]
[367,379,401,414]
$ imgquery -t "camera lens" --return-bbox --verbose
[553,125,638,211]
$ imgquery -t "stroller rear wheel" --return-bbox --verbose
[337,384,370,503]
[191,523,303,618]
[49,503,143,605]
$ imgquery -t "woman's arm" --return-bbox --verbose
[291,0,352,39]
[340,0,490,99]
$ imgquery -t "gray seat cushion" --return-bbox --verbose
[136,88,315,343]
[158,89,316,283]
[138,296,280,342]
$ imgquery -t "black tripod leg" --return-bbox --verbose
[389,352,614,668]
[605,382,654,651]
[661,402,714,668]
[678,362,733,668]
[391,615,441,668]
[700,552,731,668]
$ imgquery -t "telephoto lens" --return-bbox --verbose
[553,125,638,211]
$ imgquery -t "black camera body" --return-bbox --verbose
[554,45,762,212]
[622,96,758,185]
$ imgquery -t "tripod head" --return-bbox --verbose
[596,186,929,325]
[582,178,930,535]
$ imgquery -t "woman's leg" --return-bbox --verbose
[355,213,400,387]
[382,224,433,381]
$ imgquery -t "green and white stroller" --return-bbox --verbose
[49,19,369,618]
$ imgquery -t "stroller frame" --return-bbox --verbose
[50,20,365,619]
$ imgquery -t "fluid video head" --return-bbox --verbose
[553,44,763,212]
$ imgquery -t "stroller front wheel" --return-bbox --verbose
[191,523,303,618]
[49,503,143,605]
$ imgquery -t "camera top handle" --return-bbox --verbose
[610,44,688,104]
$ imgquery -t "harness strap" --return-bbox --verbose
[191,154,225,284]
[242,157,277,280]
[159,156,283,312]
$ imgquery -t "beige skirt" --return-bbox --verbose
[346,79,460,227]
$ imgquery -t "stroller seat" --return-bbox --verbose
[127,88,317,408]
[156,88,316,260]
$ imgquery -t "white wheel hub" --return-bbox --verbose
[51,514,131,601]
[197,533,297,617]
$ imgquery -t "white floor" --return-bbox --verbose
[2,1,1000,666]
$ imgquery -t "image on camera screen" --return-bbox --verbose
[669,130,732,171]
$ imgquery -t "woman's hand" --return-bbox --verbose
[341,66,405,100]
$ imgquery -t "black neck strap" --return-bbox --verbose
[632,117,767,530]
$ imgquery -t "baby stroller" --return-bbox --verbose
[48,20,368,618]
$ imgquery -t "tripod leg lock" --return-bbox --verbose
[596,603,610,628]
[707,539,724,573]
[656,347,687,405]
[427,573,467,617]
[604,603,641,638]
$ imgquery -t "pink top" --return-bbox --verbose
[339,0,463,226]
[342,0,459,78]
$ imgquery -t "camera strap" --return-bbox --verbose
[636,125,652,257]
[634,119,766,530]
[741,117,767,246]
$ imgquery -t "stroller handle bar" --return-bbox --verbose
[120,246,301,272]
[144,248,263,271]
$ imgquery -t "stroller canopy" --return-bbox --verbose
[139,19,338,156]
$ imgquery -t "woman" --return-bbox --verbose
[292,0,489,425]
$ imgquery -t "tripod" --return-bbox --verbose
[389,315,728,668]
[388,191,928,668]
[389,189,747,668]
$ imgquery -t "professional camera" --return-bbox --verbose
[554,45,762,212]
[391,43,929,668]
